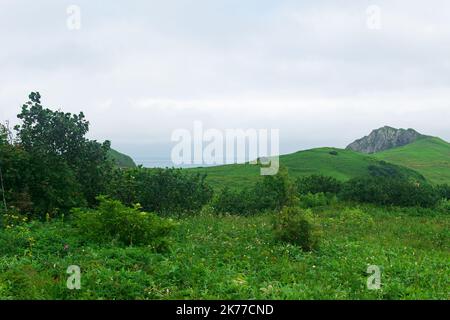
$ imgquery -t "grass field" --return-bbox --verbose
[1,205,448,300]
[189,137,450,190]
[374,137,450,185]
[191,147,427,190]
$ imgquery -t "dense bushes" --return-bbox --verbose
[273,206,320,251]
[254,167,298,210]
[72,197,176,250]
[0,130,87,216]
[298,192,336,208]
[212,167,297,215]
[437,199,450,214]
[338,207,374,228]
[296,175,342,195]
[211,187,257,215]
[295,172,444,208]
[437,184,450,200]
[340,176,440,208]
[368,162,403,178]
[107,167,213,216]
[213,170,446,215]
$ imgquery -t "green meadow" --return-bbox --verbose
[1,93,449,300]
[0,205,448,300]
[191,146,436,190]
[375,137,450,185]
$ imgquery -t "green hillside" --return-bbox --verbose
[191,147,425,190]
[373,137,450,185]
[108,148,136,168]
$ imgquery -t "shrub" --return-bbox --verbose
[339,207,374,227]
[107,168,213,216]
[437,184,450,200]
[212,167,298,215]
[0,265,54,299]
[254,167,298,211]
[0,208,36,257]
[437,199,450,214]
[273,207,320,251]
[368,162,402,178]
[211,168,297,216]
[0,207,28,229]
[368,161,426,182]
[211,187,257,215]
[297,175,342,195]
[72,196,176,251]
[340,176,440,208]
[299,192,333,208]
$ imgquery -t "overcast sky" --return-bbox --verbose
[1,0,449,166]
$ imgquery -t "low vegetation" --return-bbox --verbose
[72,196,176,250]
[273,206,321,251]
[0,204,448,299]
[0,92,448,300]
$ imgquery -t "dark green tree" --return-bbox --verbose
[10,92,113,214]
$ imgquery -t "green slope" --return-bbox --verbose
[108,148,136,168]
[191,147,425,190]
[373,137,450,185]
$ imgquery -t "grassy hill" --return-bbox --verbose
[373,137,450,185]
[108,148,136,168]
[191,147,425,190]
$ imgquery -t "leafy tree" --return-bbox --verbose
[1,126,85,216]
[15,92,89,162]
[13,92,113,209]
[0,124,33,212]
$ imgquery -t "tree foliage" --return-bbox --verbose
[340,176,440,208]
[296,175,342,195]
[1,92,113,216]
[107,167,213,216]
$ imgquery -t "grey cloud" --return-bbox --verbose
[0,0,449,166]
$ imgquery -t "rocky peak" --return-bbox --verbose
[346,126,425,154]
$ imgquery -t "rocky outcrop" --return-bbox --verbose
[346,126,425,154]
